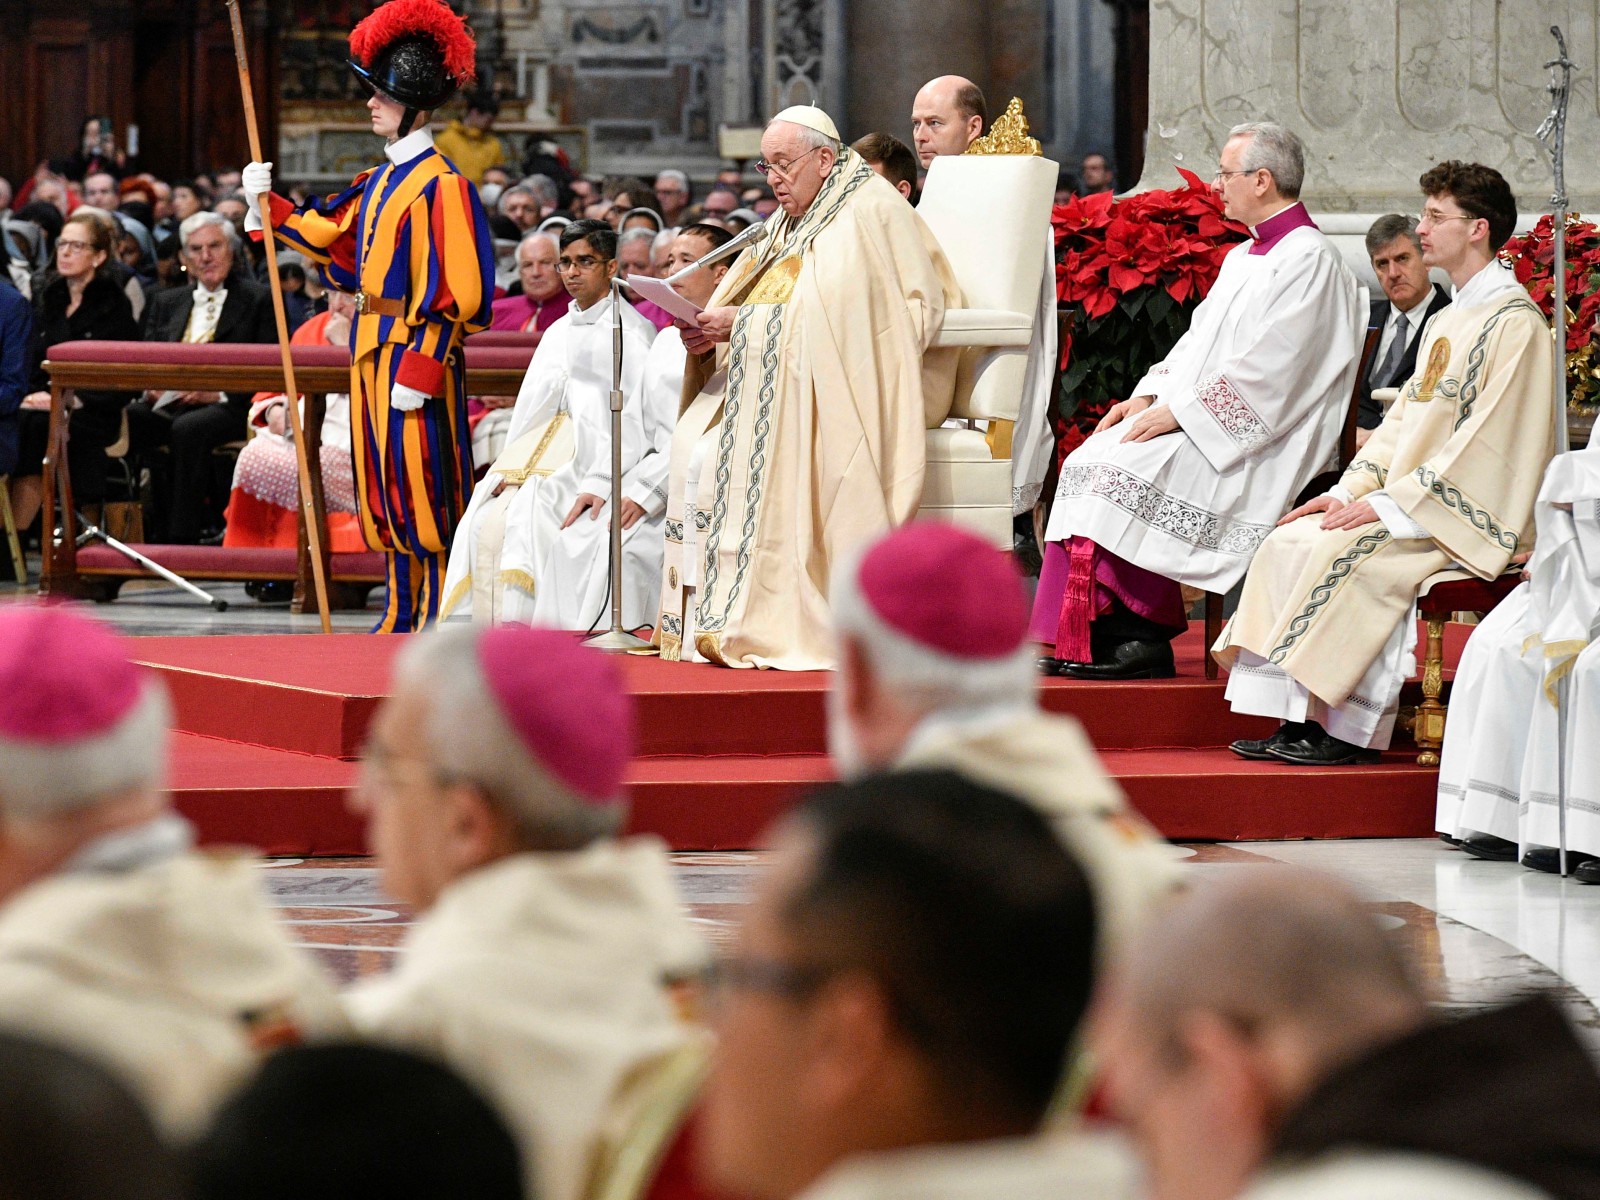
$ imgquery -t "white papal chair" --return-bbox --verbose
[915,101,1059,548]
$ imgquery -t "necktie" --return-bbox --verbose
[1371,309,1410,387]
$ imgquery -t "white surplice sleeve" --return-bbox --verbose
[624,330,685,517]
[503,320,570,447]
[575,323,654,500]
[1165,241,1359,474]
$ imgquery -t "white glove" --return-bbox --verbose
[242,161,273,232]
[391,383,429,412]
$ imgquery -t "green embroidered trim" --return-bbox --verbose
[1268,529,1392,663]
[1346,459,1387,487]
[1413,465,1519,551]
[1454,298,1542,431]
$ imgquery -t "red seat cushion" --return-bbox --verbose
[46,340,534,373]
[77,544,386,581]
[1418,573,1521,618]
[467,330,543,348]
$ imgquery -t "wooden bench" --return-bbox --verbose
[42,341,532,613]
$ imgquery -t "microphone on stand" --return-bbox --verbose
[663,219,768,285]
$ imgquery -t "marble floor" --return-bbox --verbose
[0,578,379,635]
[262,840,1600,1044]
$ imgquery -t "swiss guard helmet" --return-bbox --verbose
[349,0,478,138]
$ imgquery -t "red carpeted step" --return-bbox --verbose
[168,732,365,856]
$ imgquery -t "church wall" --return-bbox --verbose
[1138,0,1594,281]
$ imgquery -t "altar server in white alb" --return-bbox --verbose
[0,606,348,1137]
[441,219,661,627]
[347,626,706,1200]
[1436,429,1600,879]
[1033,122,1363,680]
[1217,162,1555,766]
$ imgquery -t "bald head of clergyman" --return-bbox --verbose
[1092,868,1431,1200]
[911,75,986,166]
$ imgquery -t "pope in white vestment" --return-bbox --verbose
[1436,433,1600,871]
[1032,124,1363,679]
[656,105,959,670]
[441,236,663,627]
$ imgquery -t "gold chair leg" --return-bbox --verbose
[0,476,24,584]
[1415,616,1447,767]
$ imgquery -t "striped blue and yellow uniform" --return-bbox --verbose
[265,143,492,632]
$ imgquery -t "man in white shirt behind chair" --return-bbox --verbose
[1357,215,1452,449]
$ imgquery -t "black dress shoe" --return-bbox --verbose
[1230,722,1313,761]
[1265,729,1380,766]
[1061,639,1176,680]
[1439,832,1464,848]
[246,579,294,604]
[1521,846,1600,874]
[1574,860,1600,884]
[1037,656,1079,676]
[1456,831,1519,862]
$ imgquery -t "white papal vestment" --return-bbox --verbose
[1044,204,1363,591]
[441,294,659,626]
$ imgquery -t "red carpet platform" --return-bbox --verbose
[138,626,1467,854]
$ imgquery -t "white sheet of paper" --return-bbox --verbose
[626,275,702,324]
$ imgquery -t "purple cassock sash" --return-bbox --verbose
[1029,538,1187,659]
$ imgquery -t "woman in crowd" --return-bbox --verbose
[223,288,363,561]
[8,211,138,534]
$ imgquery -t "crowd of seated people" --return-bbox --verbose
[0,111,781,566]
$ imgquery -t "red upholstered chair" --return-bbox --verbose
[1409,568,1524,766]
[1203,323,1383,679]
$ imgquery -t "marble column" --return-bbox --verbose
[1137,0,1599,214]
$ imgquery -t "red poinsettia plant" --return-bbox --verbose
[1500,214,1600,410]
[1052,168,1249,459]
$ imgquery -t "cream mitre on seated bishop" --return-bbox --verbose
[768,105,841,141]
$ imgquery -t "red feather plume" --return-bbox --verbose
[350,0,477,86]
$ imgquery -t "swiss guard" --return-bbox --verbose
[242,0,494,632]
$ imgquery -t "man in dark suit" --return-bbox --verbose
[1357,213,1452,448]
[126,212,276,542]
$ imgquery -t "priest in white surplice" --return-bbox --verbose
[1436,430,1600,878]
[440,219,661,627]
[1032,123,1363,679]
[1217,162,1555,766]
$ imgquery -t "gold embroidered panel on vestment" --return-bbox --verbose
[1414,339,1452,403]
[743,256,802,306]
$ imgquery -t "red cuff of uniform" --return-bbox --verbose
[249,193,297,242]
[396,350,445,397]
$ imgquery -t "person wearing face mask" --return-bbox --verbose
[240,0,494,633]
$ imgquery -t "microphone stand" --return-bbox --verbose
[584,279,652,652]
[1537,25,1576,876]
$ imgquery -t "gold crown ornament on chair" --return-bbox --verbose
[965,97,1043,157]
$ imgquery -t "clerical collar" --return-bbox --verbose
[569,293,612,325]
[1247,202,1317,255]
[1452,259,1522,309]
[385,128,435,166]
